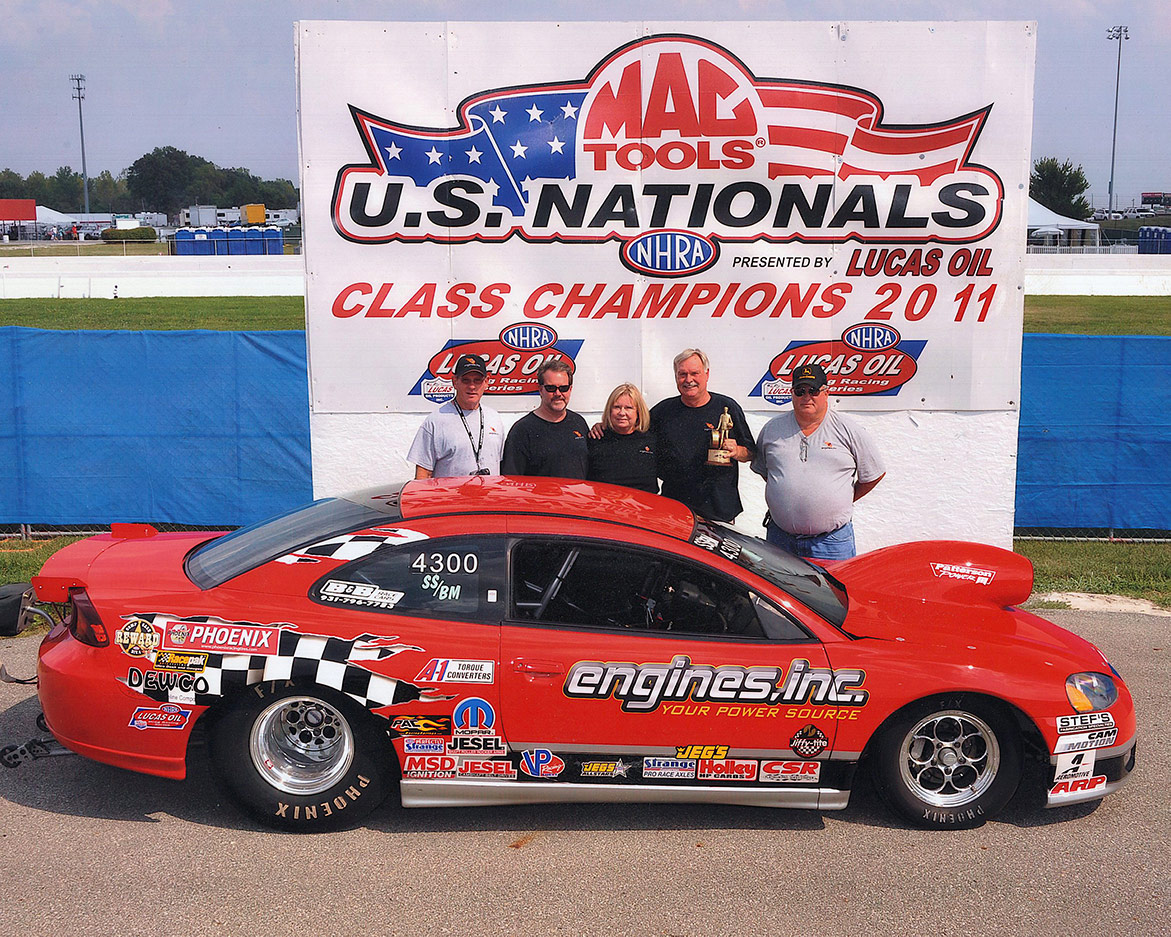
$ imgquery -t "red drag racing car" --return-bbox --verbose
[30,477,1135,830]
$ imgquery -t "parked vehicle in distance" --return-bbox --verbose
[30,478,1136,831]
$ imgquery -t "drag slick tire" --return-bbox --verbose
[872,696,1021,829]
[209,681,393,832]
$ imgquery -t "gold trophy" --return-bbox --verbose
[706,407,735,466]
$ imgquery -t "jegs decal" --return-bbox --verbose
[563,655,868,713]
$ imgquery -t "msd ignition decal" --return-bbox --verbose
[409,324,583,402]
[751,323,925,405]
[332,34,1002,272]
[563,655,868,714]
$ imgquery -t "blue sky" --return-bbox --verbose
[1,0,1166,207]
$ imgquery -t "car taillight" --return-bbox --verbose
[65,589,109,647]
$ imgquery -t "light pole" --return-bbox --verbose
[1106,25,1128,213]
[70,74,90,214]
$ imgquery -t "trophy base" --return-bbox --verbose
[706,448,732,466]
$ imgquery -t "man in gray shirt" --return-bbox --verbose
[408,354,504,478]
[750,363,885,560]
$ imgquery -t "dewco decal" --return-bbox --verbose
[563,656,867,713]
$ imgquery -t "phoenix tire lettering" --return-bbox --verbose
[563,655,868,713]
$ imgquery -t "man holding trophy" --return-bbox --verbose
[650,348,755,523]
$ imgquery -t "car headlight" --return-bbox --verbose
[1065,672,1118,713]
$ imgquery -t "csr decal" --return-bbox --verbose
[408,324,583,402]
[563,656,868,713]
[332,34,1002,270]
[750,323,925,405]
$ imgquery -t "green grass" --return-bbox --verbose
[1023,295,1171,336]
[0,537,83,585]
[0,296,305,330]
[0,242,172,257]
[1016,539,1171,609]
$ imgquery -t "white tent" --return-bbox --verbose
[1027,197,1100,246]
[35,205,80,226]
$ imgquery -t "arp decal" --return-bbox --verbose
[929,562,997,586]
[1049,775,1107,801]
[563,656,867,713]
[760,760,822,783]
[414,658,495,684]
[750,323,925,405]
[409,324,583,402]
[127,703,192,731]
[790,724,830,758]
[333,35,1002,259]
[520,750,566,778]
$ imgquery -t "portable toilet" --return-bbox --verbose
[193,227,213,255]
[228,227,247,255]
[245,226,264,254]
[262,226,283,254]
[1161,227,1171,255]
[210,227,230,255]
[174,228,195,256]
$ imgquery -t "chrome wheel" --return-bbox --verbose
[249,695,355,796]
[899,709,1001,808]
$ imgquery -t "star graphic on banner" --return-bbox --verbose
[561,101,579,120]
[385,142,402,161]
[510,140,528,159]
[526,103,544,122]
[489,104,507,123]
[465,145,483,164]
[612,759,630,778]
[484,179,500,198]
[548,136,565,154]
[425,146,443,165]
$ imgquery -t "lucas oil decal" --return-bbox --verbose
[409,324,583,402]
[333,35,1001,268]
[750,323,925,404]
[564,656,867,713]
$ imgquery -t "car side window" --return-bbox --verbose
[310,536,505,620]
[511,539,772,639]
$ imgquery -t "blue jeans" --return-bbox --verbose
[765,519,856,560]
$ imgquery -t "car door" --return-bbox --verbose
[499,527,848,786]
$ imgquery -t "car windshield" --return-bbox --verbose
[690,521,848,628]
[185,498,390,588]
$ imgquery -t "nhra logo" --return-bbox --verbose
[332,34,1003,273]
[410,324,584,401]
[750,323,925,405]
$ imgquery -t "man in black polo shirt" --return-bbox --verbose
[502,359,589,478]
[651,347,755,522]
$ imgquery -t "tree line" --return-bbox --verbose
[0,146,299,217]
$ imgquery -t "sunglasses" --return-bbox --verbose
[792,386,824,398]
[541,383,572,394]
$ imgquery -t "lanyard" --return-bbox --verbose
[455,403,485,469]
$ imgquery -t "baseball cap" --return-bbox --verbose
[453,354,487,377]
[791,362,828,391]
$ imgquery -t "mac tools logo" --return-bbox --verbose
[750,323,926,405]
[332,35,1003,275]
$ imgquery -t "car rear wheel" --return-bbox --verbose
[209,682,393,831]
[873,697,1021,829]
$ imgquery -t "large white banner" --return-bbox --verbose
[297,21,1034,416]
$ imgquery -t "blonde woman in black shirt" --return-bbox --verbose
[587,383,659,494]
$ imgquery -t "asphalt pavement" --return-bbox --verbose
[0,609,1166,937]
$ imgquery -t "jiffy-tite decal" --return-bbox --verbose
[118,613,451,713]
[563,655,867,713]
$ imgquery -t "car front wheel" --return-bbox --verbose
[873,697,1021,829]
[209,682,393,831]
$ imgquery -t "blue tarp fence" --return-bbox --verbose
[1015,333,1170,529]
[1,328,1167,530]
[0,328,311,525]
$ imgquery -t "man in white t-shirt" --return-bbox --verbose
[751,363,885,560]
[407,354,504,478]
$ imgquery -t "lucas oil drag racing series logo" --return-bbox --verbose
[332,35,1003,276]
[410,323,583,401]
[750,323,926,404]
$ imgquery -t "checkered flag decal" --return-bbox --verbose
[277,529,429,565]
[124,615,451,713]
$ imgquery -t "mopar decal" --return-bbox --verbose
[563,656,867,713]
